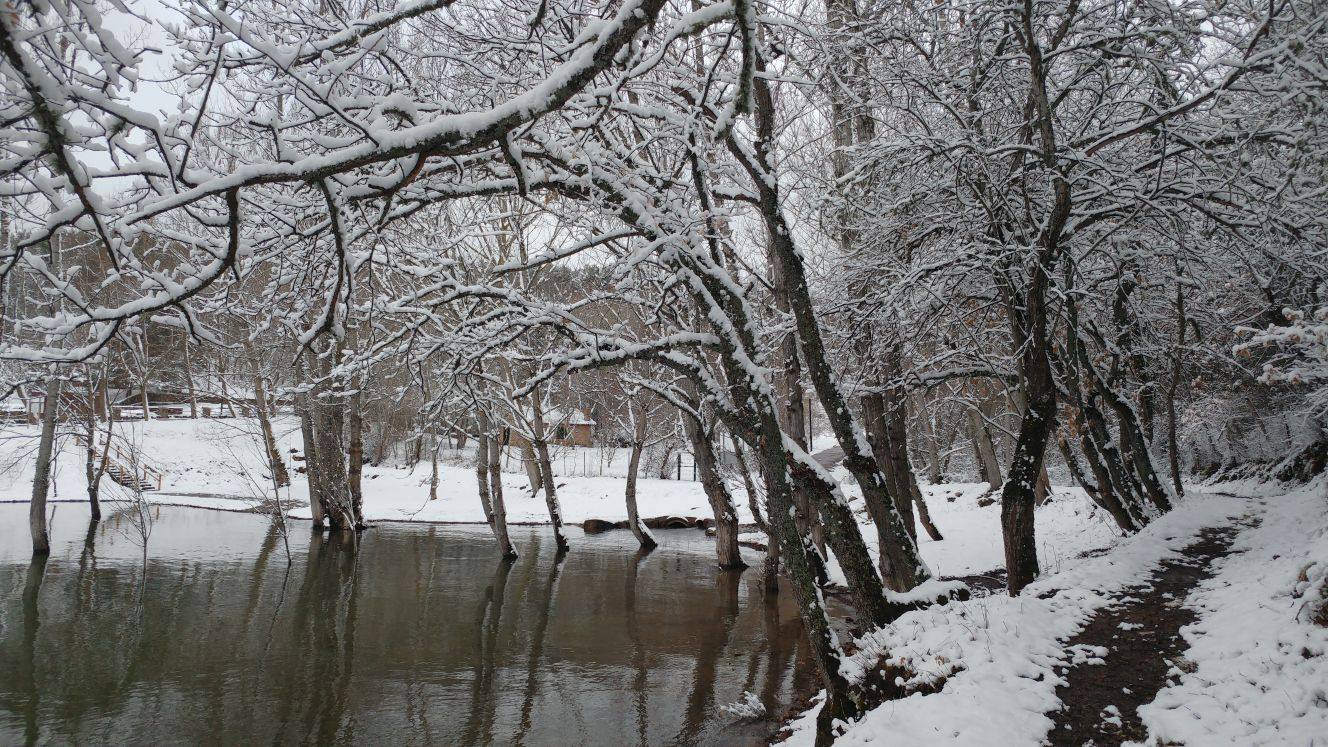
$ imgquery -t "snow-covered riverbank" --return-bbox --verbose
[1,417,1123,581]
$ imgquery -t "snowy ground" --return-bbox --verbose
[0,417,730,525]
[0,418,1122,581]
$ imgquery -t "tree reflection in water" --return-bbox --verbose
[0,507,815,746]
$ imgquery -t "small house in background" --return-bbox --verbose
[1,378,106,423]
[107,385,259,420]
[507,407,597,447]
[550,408,596,446]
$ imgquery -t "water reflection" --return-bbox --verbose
[0,506,811,745]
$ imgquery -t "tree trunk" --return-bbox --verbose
[247,343,289,487]
[474,423,494,523]
[299,396,326,529]
[1082,357,1173,515]
[753,406,858,733]
[347,388,364,521]
[733,435,778,592]
[312,392,356,531]
[31,375,62,556]
[183,337,198,419]
[881,360,943,540]
[429,432,440,501]
[140,376,150,421]
[83,370,105,521]
[914,489,943,542]
[1000,266,1058,596]
[529,394,568,553]
[682,412,744,569]
[520,441,543,495]
[1001,390,1051,595]
[742,141,929,593]
[487,434,518,559]
[769,236,826,561]
[1167,267,1186,497]
[969,403,1004,491]
[925,413,945,484]
[624,439,657,550]
[863,392,916,541]
[656,441,675,480]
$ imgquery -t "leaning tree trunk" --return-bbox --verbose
[682,413,744,569]
[246,346,289,488]
[733,435,779,592]
[882,357,943,540]
[474,424,494,523]
[753,405,859,734]
[769,236,826,561]
[30,375,62,556]
[487,432,518,559]
[1079,349,1172,517]
[520,441,543,495]
[735,116,929,593]
[529,394,568,553]
[624,438,657,550]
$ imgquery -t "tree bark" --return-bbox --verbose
[347,388,364,521]
[520,441,543,495]
[529,393,568,553]
[753,406,859,733]
[298,393,326,529]
[768,234,825,561]
[82,369,107,521]
[312,392,356,531]
[682,410,744,568]
[246,342,288,487]
[30,375,62,555]
[474,413,494,523]
[624,438,657,550]
[1167,266,1186,497]
[183,336,198,419]
[863,392,916,540]
[429,432,440,501]
[733,435,779,592]
[970,401,1004,491]
[487,432,518,559]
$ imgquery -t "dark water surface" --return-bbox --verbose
[0,505,813,745]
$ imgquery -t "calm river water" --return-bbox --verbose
[0,504,813,745]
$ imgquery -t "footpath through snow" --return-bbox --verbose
[784,484,1328,746]
[1137,482,1328,745]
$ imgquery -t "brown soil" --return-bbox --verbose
[1047,521,1249,745]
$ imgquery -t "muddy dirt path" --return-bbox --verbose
[1047,519,1252,745]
